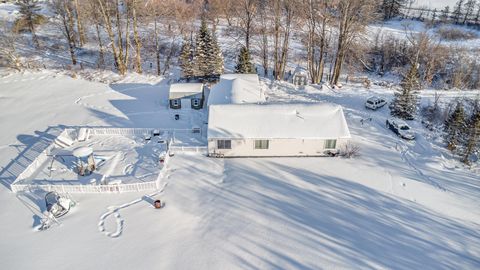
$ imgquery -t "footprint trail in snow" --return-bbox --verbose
[97,182,168,238]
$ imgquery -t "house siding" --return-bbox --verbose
[208,138,348,157]
[169,94,204,110]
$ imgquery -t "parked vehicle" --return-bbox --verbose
[365,96,387,110]
[386,118,415,140]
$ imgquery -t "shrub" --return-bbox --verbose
[340,143,360,158]
[13,14,46,33]
[436,26,478,41]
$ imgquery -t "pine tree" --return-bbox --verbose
[390,63,420,120]
[194,19,211,78]
[461,104,480,164]
[235,46,255,74]
[16,0,41,47]
[444,102,467,152]
[194,18,223,80]
[179,39,195,80]
[208,31,224,77]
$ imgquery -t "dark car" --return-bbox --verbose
[386,118,415,140]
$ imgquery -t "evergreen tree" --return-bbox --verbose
[179,39,195,80]
[195,19,211,77]
[444,102,467,151]
[208,31,224,77]
[390,63,420,120]
[235,46,255,74]
[462,104,480,164]
[194,18,224,80]
[16,0,41,47]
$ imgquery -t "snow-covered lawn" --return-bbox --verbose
[0,71,479,269]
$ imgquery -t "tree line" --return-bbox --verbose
[400,0,480,27]
[4,0,379,86]
[3,0,480,89]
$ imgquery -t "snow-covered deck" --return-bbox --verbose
[10,128,204,193]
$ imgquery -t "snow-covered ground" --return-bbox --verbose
[0,70,479,269]
[368,19,480,50]
[414,0,457,9]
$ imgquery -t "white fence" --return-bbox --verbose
[170,145,207,154]
[89,127,200,136]
[11,160,168,194]
[11,180,160,193]
[10,127,179,194]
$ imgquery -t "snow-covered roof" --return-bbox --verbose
[169,83,203,99]
[207,74,264,105]
[208,103,351,139]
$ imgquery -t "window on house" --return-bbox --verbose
[217,140,231,149]
[192,98,200,107]
[254,140,269,149]
[172,99,180,106]
[324,139,337,149]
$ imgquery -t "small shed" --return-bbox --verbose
[207,103,351,157]
[290,66,309,87]
[169,83,204,110]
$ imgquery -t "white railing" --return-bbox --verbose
[170,145,207,154]
[11,180,161,194]
[13,145,53,186]
[89,127,198,136]
[10,127,178,194]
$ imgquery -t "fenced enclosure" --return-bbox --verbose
[10,127,205,194]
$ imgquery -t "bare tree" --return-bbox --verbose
[302,0,332,84]
[272,0,296,81]
[130,0,142,74]
[330,0,377,86]
[213,0,235,26]
[96,0,129,75]
[51,0,77,66]
[235,0,257,50]
[87,0,105,68]
[73,0,86,46]
[0,20,23,70]
[257,0,270,77]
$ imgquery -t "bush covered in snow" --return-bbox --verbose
[436,26,479,41]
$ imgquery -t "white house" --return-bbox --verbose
[207,74,265,106]
[207,103,351,157]
[169,83,204,110]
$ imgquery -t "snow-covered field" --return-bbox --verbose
[0,70,479,269]
[414,0,457,9]
[368,19,480,50]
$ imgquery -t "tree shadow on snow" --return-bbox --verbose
[172,156,480,270]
